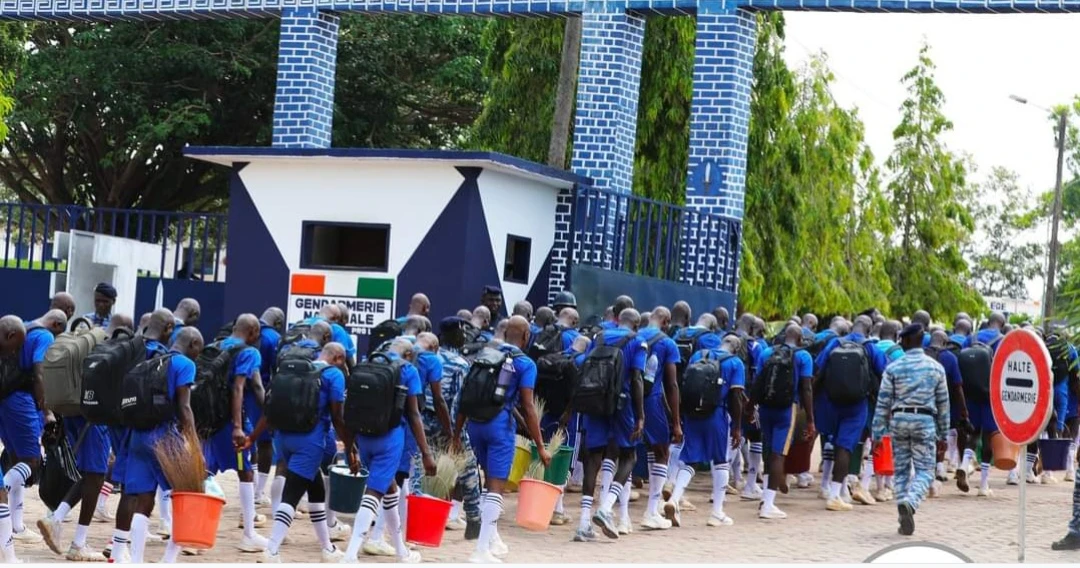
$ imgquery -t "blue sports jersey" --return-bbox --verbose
[638,326,680,399]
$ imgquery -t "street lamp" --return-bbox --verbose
[1010,94,1068,330]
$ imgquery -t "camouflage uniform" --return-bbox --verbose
[410,346,482,522]
[872,348,950,511]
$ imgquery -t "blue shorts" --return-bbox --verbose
[758,405,797,457]
[324,427,338,465]
[357,426,405,495]
[680,408,729,465]
[584,405,635,451]
[64,416,111,475]
[1055,382,1071,431]
[109,427,130,485]
[203,419,253,474]
[643,395,670,448]
[398,427,417,474]
[966,401,998,434]
[244,399,272,444]
[124,428,171,495]
[467,410,516,481]
[0,392,43,460]
[275,430,326,481]
[818,399,866,452]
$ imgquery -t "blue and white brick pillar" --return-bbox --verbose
[551,5,645,299]
[682,6,755,292]
[272,7,340,148]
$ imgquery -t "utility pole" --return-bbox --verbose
[1045,110,1067,330]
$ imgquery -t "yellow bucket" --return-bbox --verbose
[507,444,532,491]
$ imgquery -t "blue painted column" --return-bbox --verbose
[682,6,755,293]
[560,5,645,281]
[272,7,340,148]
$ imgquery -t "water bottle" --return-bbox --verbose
[493,357,514,405]
[643,353,658,391]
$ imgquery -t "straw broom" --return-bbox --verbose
[419,448,467,501]
[524,428,566,481]
[153,428,207,494]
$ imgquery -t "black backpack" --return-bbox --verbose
[120,354,175,430]
[528,325,564,360]
[214,321,235,343]
[1048,336,1072,385]
[39,421,79,512]
[345,354,407,436]
[281,322,312,348]
[681,351,733,419]
[81,336,148,426]
[461,324,488,361]
[823,339,872,406]
[0,354,26,400]
[367,319,402,359]
[753,345,797,409]
[571,332,634,417]
[278,342,318,367]
[674,328,707,383]
[460,347,512,423]
[534,352,578,418]
[959,337,1001,403]
[190,342,245,438]
[267,359,323,433]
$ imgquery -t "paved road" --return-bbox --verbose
[14,467,1080,563]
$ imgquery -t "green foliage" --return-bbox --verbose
[965,167,1044,299]
[883,41,982,319]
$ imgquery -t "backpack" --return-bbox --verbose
[959,337,1001,403]
[120,354,175,430]
[214,321,235,343]
[80,336,148,426]
[461,324,488,361]
[0,355,24,400]
[367,319,402,358]
[571,332,634,417]
[527,325,564,360]
[278,342,318,367]
[534,352,578,418]
[681,351,733,419]
[823,339,872,406]
[1048,336,1073,385]
[460,347,512,423]
[674,328,707,383]
[642,332,669,397]
[190,342,245,438]
[281,322,312,347]
[806,330,837,360]
[266,359,323,433]
[39,421,79,512]
[345,354,407,436]
[752,345,797,409]
[43,322,108,417]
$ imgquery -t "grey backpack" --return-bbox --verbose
[43,318,108,416]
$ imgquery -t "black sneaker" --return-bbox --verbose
[897,503,915,536]
[956,469,969,493]
[1052,533,1080,551]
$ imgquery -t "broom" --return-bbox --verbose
[524,428,566,482]
[419,448,467,501]
[153,428,208,494]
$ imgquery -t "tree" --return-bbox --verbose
[883,41,982,318]
[965,167,1044,299]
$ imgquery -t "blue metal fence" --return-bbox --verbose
[0,203,228,282]
[567,186,741,294]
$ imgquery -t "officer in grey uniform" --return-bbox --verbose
[872,323,950,536]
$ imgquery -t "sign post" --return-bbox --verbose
[990,328,1053,563]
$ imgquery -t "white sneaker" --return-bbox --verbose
[797,473,814,488]
[759,505,788,520]
[1007,470,1020,485]
[329,522,351,543]
[978,487,993,497]
[1067,469,1076,482]
[446,517,467,531]
[1026,470,1040,484]
[257,550,282,563]
[616,518,632,535]
[239,513,269,529]
[321,546,345,563]
[852,487,876,505]
[93,506,114,524]
[490,535,509,558]
[640,514,672,530]
[929,480,942,498]
[362,539,396,557]
[112,547,132,564]
[238,533,270,553]
[678,497,696,511]
[398,550,422,564]
[740,486,763,501]
[706,514,734,527]
[818,487,830,500]
[255,494,272,507]
[157,519,172,538]
[826,498,853,512]
[468,550,502,564]
[12,527,42,544]
[65,543,107,562]
[36,518,63,555]
[1043,472,1059,484]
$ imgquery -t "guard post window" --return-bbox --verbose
[504,234,531,284]
[301,221,390,272]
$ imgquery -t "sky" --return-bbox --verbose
[782,13,1080,302]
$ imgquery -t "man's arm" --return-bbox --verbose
[250,369,265,407]
[176,384,194,435]
[31,362,46,412]
[430,382,453,437]
[662,361,681,443]
[631,368,645,438]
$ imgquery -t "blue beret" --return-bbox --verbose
[94,282,117,299]
[439,316,469,333]
[482,285,502,295]
[899,323,924,339]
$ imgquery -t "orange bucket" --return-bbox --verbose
[170,492,226,550]
[872,435,895,476]
[991,432,1021,471]
[515,479,562,532]
[405,494,452,548]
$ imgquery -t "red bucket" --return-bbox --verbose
[405,494,452,548]
[872,436,895,476]
[785,439,813,474]
[170,492,226,550]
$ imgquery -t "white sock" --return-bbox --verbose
[1027,451,1037,475]
[344,495,379,559]
[309,502,332,551]
[710,463,729,518]
[670,464,695,504]
[821,445,835,490]
[599,459,616,497]
[162,540,182,563]
[270,475,286,514]
[962,449,975,471]
[111,529,130,562]
[1070,442,1078,474]
[476,493,503,555]
[0,504,13,562]
[862,460,874,491]
[159,489,172,527]
[73,523,89,548]
[570,460,584,486]
[256,471,270,499]
[936,462,946,479]
[240,481,257,538]
[398,480,410,534]
[618,481,631,520]
[647,463,668,517]
[97,482,112,513]
[450,500,463,520]
[666,444,683,481]
[268,503,295,556]
[3,464,29,534]
[829,481,842,500]
[980,463,991,489]
[600,481,621,514]
[130,513,150,564]
[730,443,744,485]
[555,492,565,515]
[322,474,338,528]
[748,443,763,485]
[383,492,409,558]
[369,507,386,542]
[53,501,72,523]
[578,495,593,532]
[763,488,777,510]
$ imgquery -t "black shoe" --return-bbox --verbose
[1052,533,1080,551]
[956,469,969,493]
[465,519,481,541]
[897,503,915,536]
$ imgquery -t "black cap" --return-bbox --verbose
[899,323,924,340]
[94,282,117,299]
[439,316,469,333]
[482,285,502,296]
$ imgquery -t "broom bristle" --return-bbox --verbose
[153,428,207,493]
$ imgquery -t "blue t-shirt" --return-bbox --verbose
[560,328,581,354]
[20,324,54,373]
[965,329,1004,353]
[301,316,356,360]
[220,336,262,412]
[145,339,169,360]
[416,351,444,401]
[674,326,716,353]
[949,333,969,347]
[600,321,618,331]
[279,363,345,442]
[496,343,537,411]
[814,332,887,377]
[381,352,423,430]
[688,348,746,406]
[258,323,281,379]
[638,326,679,399]
[527,323,542,349]
[169,318,185,346]
[586,328,647,395]
[933,348,963,387]
[478,330,494,343]
[877,339,905,363]
[132,350,196,438]
[756,345,814,393]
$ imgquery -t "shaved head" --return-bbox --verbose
[175,298,201,325]
[50,292,76,320]
[713,306,730,330]
[696,313,718,331]
[417,332,439,353]
[261,307,286,331]
[954,318,972,336]
[472,306,491,330]
[618,308,641,330]
[912,310,931,328]
[613,296,635,320]
[145,308,175,341]
[784,323,803,345]
[880,320,901,341]
[988,311,1007,329]
[512,301,533,319]
[853,315,873,335]
[505,315,531,349]
[173,326,205,359]
[105,313,135,337]
[388,338,414,358]
[650,307,671,329]
[803,313,818,331]
[534,307,556,327]
[319,304,341,322]
[137,313,152,335]
[721,334,741,354]
[403,316,431,336]
[930,329,949,348]
[558,308,579,328]
[233,313,261,345]
[0,316,26,355]
[320,342,348,369]
[671,302,692,327]
[308,321,333,346]
[409,293,431,317]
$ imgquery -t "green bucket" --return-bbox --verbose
[329,465,369,516]
[530,445,575,486]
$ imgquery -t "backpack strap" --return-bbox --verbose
[613,332,637,349]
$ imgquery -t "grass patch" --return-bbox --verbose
[0,259,67,271]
